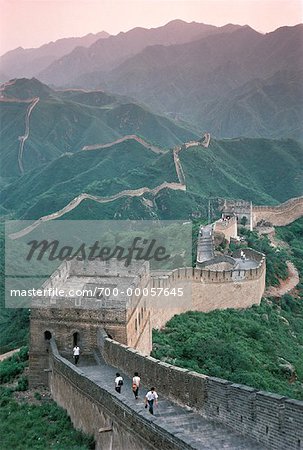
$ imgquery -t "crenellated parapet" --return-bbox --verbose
[101,336,303,450]
[252,196,303,227]
[149,248,266,329]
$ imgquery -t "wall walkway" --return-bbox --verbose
[49,339,264,450]
[102,336,303,450]
[252,196,303,227]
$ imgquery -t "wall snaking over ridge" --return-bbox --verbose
[252,196,303,227]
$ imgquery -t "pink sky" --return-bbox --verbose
[0,0,302,56]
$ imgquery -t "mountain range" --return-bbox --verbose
[0,31,109,81]
[1,131,302,223]
[0,78,197,179]
[1,21,302,140]
[94,24,303,139]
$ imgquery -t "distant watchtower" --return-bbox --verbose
[29,259,151,387]
[220,199,253,231]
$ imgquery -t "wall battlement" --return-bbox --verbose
[219,195,303,230]
[214,216,238,241]
[49,339,192,450]
[253,196,303,212]
[102,336,303,450]
[152,253,265,286]
[252,196,303,227]
[30,249,266,385]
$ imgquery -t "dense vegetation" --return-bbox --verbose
[2,137,302,222]
[0,226,29,353]
[152,218,303,400]
[0,78,197,179]
[181,138,303,204]
[0,348,94,450]
[229,227,289,287]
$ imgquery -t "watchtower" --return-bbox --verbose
[29,258,151,387]
[220,199,253,231]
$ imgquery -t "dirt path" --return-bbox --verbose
[265,261,299,297]
[0,348,20,362]
[257,228,300,297]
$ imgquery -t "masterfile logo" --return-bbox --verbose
[5,220,192,308]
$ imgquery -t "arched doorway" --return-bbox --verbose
[73,332,80,347]
[44,330,52,340]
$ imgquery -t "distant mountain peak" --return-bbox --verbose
[163,19,188,25]
[1,77,53,99]
[0,31,110,80]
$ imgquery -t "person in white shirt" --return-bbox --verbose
[73,345,80,365]
[145,387,158,415]
[114,372,124,393]
[132,372,141,399]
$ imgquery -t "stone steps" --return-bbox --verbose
[73,352,265,449]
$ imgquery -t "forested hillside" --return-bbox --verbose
[152,219,303,400]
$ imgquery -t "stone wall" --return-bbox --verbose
[252,196,303,227]
[197,255,236,269]
[49,340,201,450]
[214,216,238,242]
[102,337,303,450]
[150,251,265,329]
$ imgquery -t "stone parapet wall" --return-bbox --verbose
[102,338,303,450]
[148,250,266,328]
[252,196,303,227]
[232,248,264,263]
[197,255,236,269]
[152,251,265,286]
[214,216,238,241]
[49,340,200,450]
[191,268,265,312]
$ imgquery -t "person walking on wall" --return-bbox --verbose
[73,345,80,365]
[132,372,141,399]
[115,372,124,393]
[145,387,158,415]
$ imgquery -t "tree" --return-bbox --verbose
[240,216,248,226]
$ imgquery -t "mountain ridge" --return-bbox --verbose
[0,78,198,178]
[37,20,243,86]
[0,31,110,80]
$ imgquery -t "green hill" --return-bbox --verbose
[0,78,198,178]
[152,218,303,400]
[1,137,302,222]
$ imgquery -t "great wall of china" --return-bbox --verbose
[2,82,303,448]
[8,126,303,240]
[27,199,303,449]
[18,97,39,174]
[28,234,302,450]
[32,320,303,450]
[253,196,303,227]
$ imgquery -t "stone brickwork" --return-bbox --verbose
[49,339,207,450]
[30,249,265,385]
[219,196,303,230]
[150,250,265,329]
[214,216,238,241]
[252,196,303,227]
[220,199,253,230]
[102,337,303,450]
[29,259,152,387]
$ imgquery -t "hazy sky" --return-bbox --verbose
[1,0,302,55]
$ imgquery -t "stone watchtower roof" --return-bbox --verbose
[32,258,149,309]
